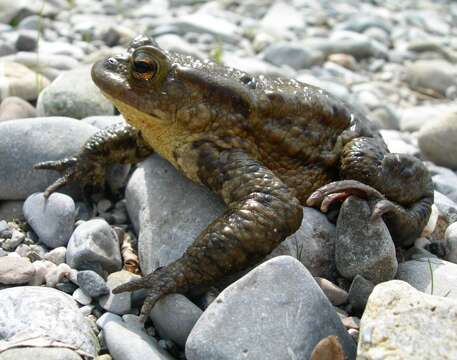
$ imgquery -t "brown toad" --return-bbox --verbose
[36,35,433,321]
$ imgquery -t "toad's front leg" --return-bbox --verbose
[34,123,153,196]
[113,146,303,322]
[307,137,433,247]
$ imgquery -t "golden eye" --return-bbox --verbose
[131,50,158,80]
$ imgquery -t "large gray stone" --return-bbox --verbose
[336,196,397,284]
[186,256,356,360]
[125,154,226,275]
[150,294,203,348]
[36,66,114,119]
[101,314,175,360]
[357,280,457,359]
[396,258,457,299]
[66,219,122,274]
[0,117,98,200]
[0,286,99,357]
[23,192,76,248]
[99,270,139,314]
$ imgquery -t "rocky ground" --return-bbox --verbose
[1,0,457,359]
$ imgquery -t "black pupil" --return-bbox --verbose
[134,60,152,73]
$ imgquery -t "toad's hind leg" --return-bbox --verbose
[307,137,433,247]
[113,147,303,322]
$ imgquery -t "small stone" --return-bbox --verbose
[314,277,348,306]
[445,222,457,264]
[0,96,36,122]
[0,62,49,101]
[418,111,457,170]
[186,256,356,360]
[23,192,76,248]
[73,288,93,306]
[261,42,324,70]
[44,246,67,265]
[0,256,35,284]
[29,259,56,286]
[2,229,25,251]
[56,281,78,294]
[0,220,11,238]
[36,65,114,119]
[358,280,457,359]
[0,286,99,356]
[45,263,72,287]
[99,270,139,314]
[348,275,374,314]
[405,60,457,97]
[336,196,397,283]
[341,316,360,330]
[15,30,38,51]
[80,304,95,317]
[66,219,122,274]
[150,294,203,348]
[97,312,121,329]
[77,270,110,298]
[97,199,113,213]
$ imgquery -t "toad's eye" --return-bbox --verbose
[131,51,158,80]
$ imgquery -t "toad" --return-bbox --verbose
[36,35,433,321]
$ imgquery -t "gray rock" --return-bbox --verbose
[0,286,99,356]
[156,34,206,60]
[0,348,82,360]
[261,42,324,70]
[15,30,38,51]
[81,115,126,129]
[271,207,337,279]
[150,294,203,348]
[186,256,356,360]
[0,221,10,238]
[405,60,457,97]
[0,97,36,122]
[260,2,305,39]
[337,15,391,34]
[101,314,175,360]
[0,256,35,284]
[0,117,98,200]
[418,111,457,169]
[0,62,50,102]
[432,172,457,203]
[367,106,399,130]
[125,154,225,275]
[36,65,114,119]
[380,130,420,156]
[0,201,24,221]
[348,275,374,314]
[23,192,76,248]
[336,196,397,284]
[357,280,457,359]
[66,219,122,274]
[396,258,457,299]
[2,229,24,251]
[73,288,92,306]
[434,191,457,224]
[56,281,78,294]
[77,270,110,298]
[99,270,139,314]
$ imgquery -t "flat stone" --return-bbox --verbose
[0,97,36,122]
[101,313,175,360]
[44,246,67,265]
[399,104,457,132]
[0,348,82,360]
[315,277,348,306]
[73,287,93,306]
[357,280,457,359]
[405,60,457,96]
[36,65,114,119]
[23,192,76,248]
[150,294,203,348]
[186,256,356,360]
[396,258,457,299]
[336,197,397,284]
[261,42,324,70]
[0,256,35,284]
[0,286,99,356]
[347,275,374,314]
[0,117,98,200]
[66,219,122,274]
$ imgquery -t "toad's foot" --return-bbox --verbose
[306,180,391,221]
[35,156,105,198]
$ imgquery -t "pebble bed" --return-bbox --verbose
[1,0,457,359]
